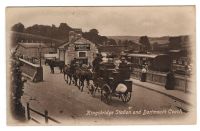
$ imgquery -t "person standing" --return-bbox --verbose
[165,70,175,90]
[141,65,147,82]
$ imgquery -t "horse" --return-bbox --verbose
[74,65,93,92]
[63,64,74,85]
[46,59,65,73]
[45,59,52,65]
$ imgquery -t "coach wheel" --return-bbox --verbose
[121,92,131,103]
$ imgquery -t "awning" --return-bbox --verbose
[169,50,181,53]
[127,53,167,58]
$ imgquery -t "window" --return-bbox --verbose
[79,52,86,57]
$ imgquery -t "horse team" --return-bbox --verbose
[46,59,93,92]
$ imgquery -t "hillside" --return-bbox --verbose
[10,31,66,48]
[11,23,110,46]
[107,36,170,45]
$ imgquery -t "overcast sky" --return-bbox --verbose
[7,6,195,37]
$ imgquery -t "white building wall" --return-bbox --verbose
[59,38,98,65]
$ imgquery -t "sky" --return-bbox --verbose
[6,6,195,37]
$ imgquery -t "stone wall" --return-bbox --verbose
[131,68,192,92]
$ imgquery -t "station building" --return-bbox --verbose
[58,30,98,65]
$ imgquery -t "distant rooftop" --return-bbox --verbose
[72,28,82,33]
[127,53,168,58]
[19,42,49,48]
[59,37,94,49]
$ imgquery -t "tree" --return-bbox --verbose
[11,23,25,32]
[82,29,106,45]
[99,36,108,45]
[122,40,128,45]
[109,39,117,45]
[168,36,182,50]
[24,23,73,41]
[139,36,151,53]
[152,42,159,51]
[89,29,99,36]
[58,23,73,40]
[118,40,122,46]
[58,23,72,31]
[10,51,26,121]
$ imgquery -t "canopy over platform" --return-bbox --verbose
[127,53,168,59]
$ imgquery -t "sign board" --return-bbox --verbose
[75,44,90,51]
[44,53,58,59]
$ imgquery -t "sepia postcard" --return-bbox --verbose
[6,6,196,125]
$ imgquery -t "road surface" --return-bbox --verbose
[21,65,188,124]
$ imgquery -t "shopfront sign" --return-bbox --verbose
[75,44,90,51]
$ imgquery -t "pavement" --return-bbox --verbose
[130,78,194,111]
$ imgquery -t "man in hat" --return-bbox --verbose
[92,53,102,72]
[71,58,77,66]
[118,57,131,79]
[70,58,78,74]
[119,57,127,68]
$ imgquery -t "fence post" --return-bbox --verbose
[27,103,31,120]
[44,110,48,124]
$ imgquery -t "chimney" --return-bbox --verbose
[76,33,82,39]
[69,31,75,42]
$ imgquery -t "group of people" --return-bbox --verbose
[67,53,131,77]
[55,52,176,91]
[67,53,131,76]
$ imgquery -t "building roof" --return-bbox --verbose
[58,37,94,49]
[19,42,49,48]
[169,50,181,53]
[72,28,82,33]
[127,53,168,58]
[58,43,69,49]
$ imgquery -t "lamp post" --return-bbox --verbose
[38,41,43,81]
[39,42,42,67]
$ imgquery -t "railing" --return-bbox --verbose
[26,103,60,124]
[19,58,43,82]
[131,68,192,92]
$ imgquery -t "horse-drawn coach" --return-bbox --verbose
[63,53,133,104]
[90,58,133,104]
[52,30,133,104]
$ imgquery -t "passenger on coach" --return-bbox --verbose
[119,57,131,79]
[92,53,102,72]
[70,58,77,66]
[70,58,78,73]
[119,57,128,69]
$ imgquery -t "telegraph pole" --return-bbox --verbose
[39,41,42,67]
